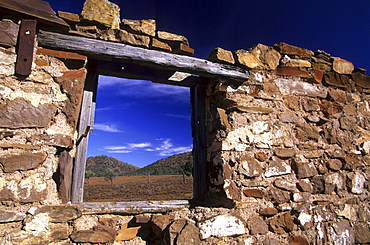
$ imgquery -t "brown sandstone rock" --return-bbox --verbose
[326,159,342,171]
[248,215,268,235]
[249,43,281,70]
[240,155,263,177]
[265,188,291,204]
[289,235,309,245]
[311,176,325,194]
[208,47,235,64]
[352,70,370,88]
[121,19,156,36]
[50,222,70,241]
[0,151,46,172]
[260,207,278,217]
[116,224,140,241]
[0,210,26,222]
[234,49,263,69]
[278,112,298,123]
[333,57,354,74]
[320,100,342,116]
[56,69,86,128]
[295,123,320,142]
[151,38,172,52]
[285,59,311,68]
[302,97,320,111]
[117,29,151,47]
[70,229,115,243]
[157,31,189,45]
[81,0,120,29]
[0,20,19,47]
[27,134,73,148]
[292,159,318,178]
[267,212,294,234]
[265,157,292,177]
[324,73,351,88]
[275,66,309,77]
[297,179,313,193]
[327,88,347,104]
[58,11,80,22]
[173,43,195,56]
[273,42,314,58]
[151,215,174,238]
[243,189,264,198]
[354,224,370,244]
[0,98,57,128]
[274,148,296,158]
[283,96,300,110]
[163,219,187,245]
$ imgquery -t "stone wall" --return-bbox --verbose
[0,0,369,244]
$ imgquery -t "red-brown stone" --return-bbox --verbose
[324,73,351,88]
[58,11,80,22]
[151,38,172,52]
[0,151,46,172]
[328,88,347,104]
[260,207,278,216]
[273,42,314,58]
[320,100,342,115]
[173,43,195,56]
[37,48,87,61]
[313,70,323,83]
[352,71,370,88]
[243,189,264,198]
[267,212,294,234]
[289,235,309,245]
[276,66,309,77]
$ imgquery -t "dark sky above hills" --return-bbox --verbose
[47,0,370,167]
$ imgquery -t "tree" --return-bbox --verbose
[181,159,193,177]
[104,168,116,184]
[85,170,97,185]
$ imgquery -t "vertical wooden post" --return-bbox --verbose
[71,61,98,203]
[191,82,207,201]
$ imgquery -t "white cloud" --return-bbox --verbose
[100,138,192,157]
[165,113,190,120]
[94,123,123,133]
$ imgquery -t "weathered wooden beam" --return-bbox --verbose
[78,200,189,214]
[38,31,249,82]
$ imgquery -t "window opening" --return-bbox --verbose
[83,75,193,202]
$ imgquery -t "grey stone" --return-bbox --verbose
[278,112,298,123]
[176,222,201,245]
[274,178,297,192]
[328,220,354,245]
[0,98,57,128]
[0,210,26,223]
[354,224,370,244]
[274,148,296,158]
[34,206,82,222]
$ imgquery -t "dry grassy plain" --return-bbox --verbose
[84,175,193,202]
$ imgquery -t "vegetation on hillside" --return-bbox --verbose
[85,155,139,177]
[85,152,193,177]
[129,152,192,176]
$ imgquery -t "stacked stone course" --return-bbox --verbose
[0,0,369,244]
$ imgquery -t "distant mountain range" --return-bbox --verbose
[86,152,192,176]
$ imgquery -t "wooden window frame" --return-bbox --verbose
[38,31,248,210]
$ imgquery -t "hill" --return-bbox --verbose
[86,155,139,177]
[129,152,193,176]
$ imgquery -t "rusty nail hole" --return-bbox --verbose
[25,30,30,35]
[23,58,28,62]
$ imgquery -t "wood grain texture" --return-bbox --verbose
[38,31,249,82]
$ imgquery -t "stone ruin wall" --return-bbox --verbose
[0,0,369,244]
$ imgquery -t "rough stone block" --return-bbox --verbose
[0,210,26,223]
[117,29,150,47]
[324,73,351,88]
[0,20,19,47]
[273,42,314,58]
[157,31,189,45]
[240,155,263,177]
[0,151,46,172]
[260,207,278,217]
[265,157,292,177]
[352,70,370,88]
[121,19,156,36]
[333,57,354,74]
[234,49,263,69]
[0,98,57,128]
[292,159,318,179]
[176,222,201,245]
[27,134,73,148]
[267,212,294,234]
[70,230,115,243]
[81,0,120,29]
[275,78,327,98]
[116,224,140,241]
[33,206,81,222]
[354,224,370,244]
[248,216,268,235]
[198,214,247,239]
[275,66,309,77]
[208,47,235,64]
[151,38,172,52]
[243,189,264,198]
[274,148,296,158]
[58,11,80,22]
[37,48,87,61]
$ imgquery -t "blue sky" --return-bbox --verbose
[86,76,192,167]
[47,0,370,167]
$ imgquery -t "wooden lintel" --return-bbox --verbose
[38,31,249,83]
[95,60,206,87]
